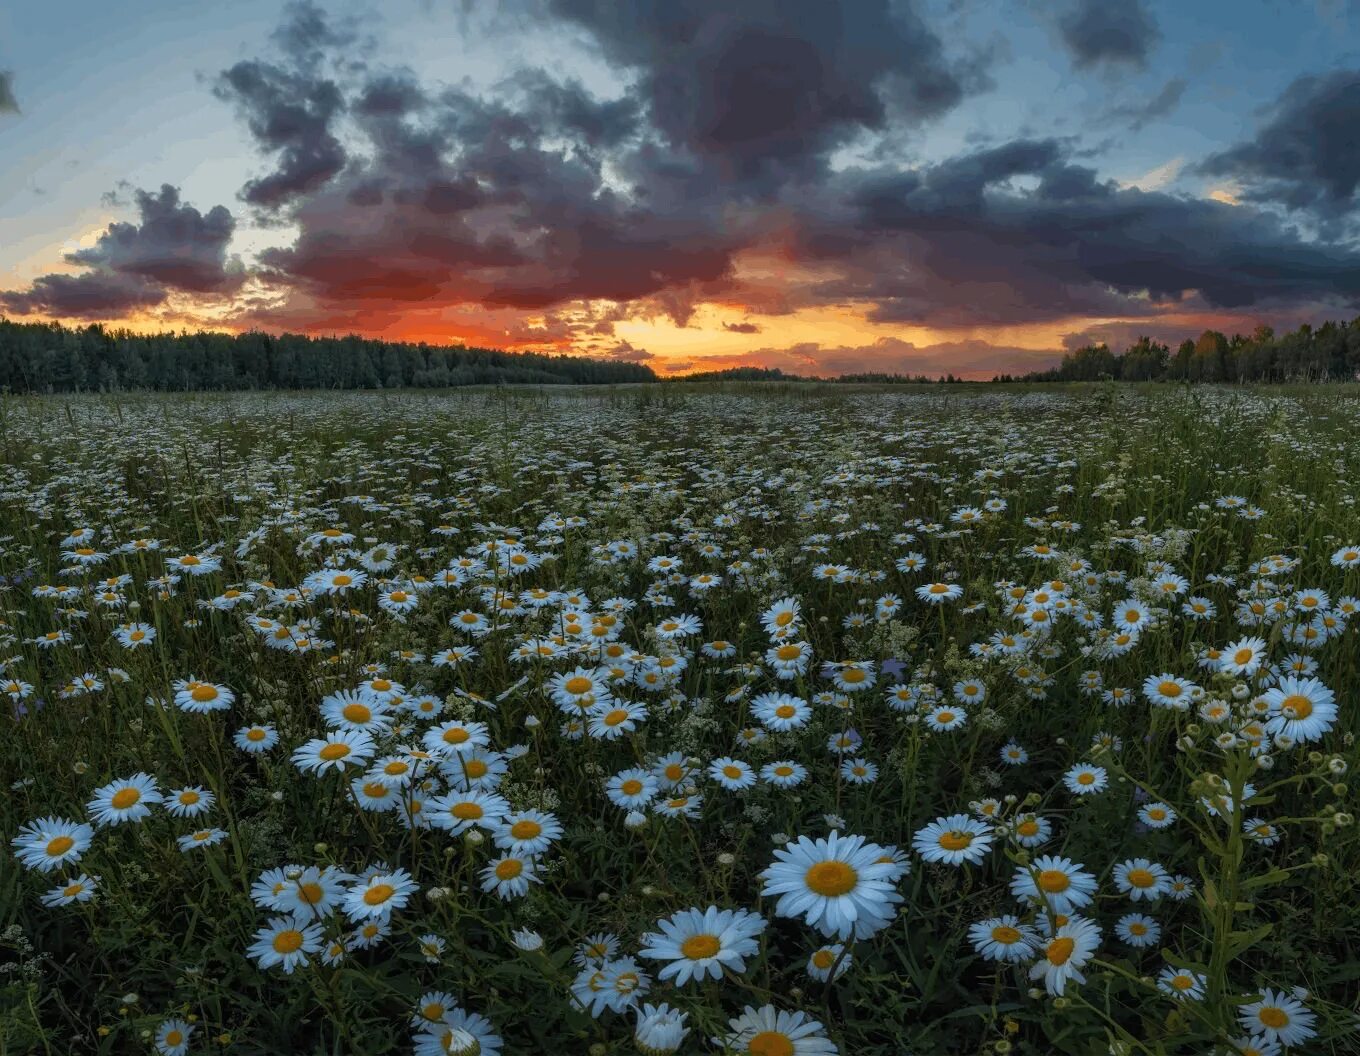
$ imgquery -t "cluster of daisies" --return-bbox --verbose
[5,390,1357,1054]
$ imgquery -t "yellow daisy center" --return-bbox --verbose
[805,860,857,896]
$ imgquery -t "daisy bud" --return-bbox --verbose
[465,830,484,845]
[624,810,648,829]
[312,843,327,855]
[716,852,735,867]
[1257,754,1275,769]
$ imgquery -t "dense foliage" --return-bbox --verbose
[0,319,657,392]
[3,387,1359,1056]
[1008,320,1360,384]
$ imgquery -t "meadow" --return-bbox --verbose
[2,384,1358,1055]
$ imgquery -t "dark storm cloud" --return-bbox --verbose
[0,185,242,318]
[13,1,1359,350]
[214,59,348,209]
[0,70,18,114]
[817,138,1360,325]
[543,0,972,188]
[1199,70,1360,220]
[1057,0,1159,69]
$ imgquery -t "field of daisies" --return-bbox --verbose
[3,384,1359,1056]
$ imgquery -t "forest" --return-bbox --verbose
[1004,318,1360,383]
[5,316,1360,392]
[0,319,656,392]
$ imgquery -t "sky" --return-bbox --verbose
[2,0,1360,378]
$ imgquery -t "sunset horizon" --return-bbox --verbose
[4,1,1359,379]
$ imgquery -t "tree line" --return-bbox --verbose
[1001,317,1360,384]
[0,319,657,392]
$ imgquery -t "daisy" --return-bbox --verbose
[155,1018,193,1056]
[752,692,811,732]
[924,704,967,732]
[1113,858,1171,901]
[1115,912,1160,948]
[492,811,562,855]
[1144,674,1194,710]
[1220,636,1268,677]
[968,916,1039,962]
[828,661,876,692]
[173,678,234,714]
[40,873,97,907]
[916,582,963,604]
[480,854,540,899]
[653,794,703,820]
[1063,764,1107,796]
[1263,676,1336,742]
[638,906,766,985]
[343,868,419,921]
[292,730,376,775]
[177,828,228,852]
[1011,856,1097,915]
[761,761,809,788]
[634,1002,689,1055]
[710,757,757,791]
[588,700,647,740]
[426,1009,504,1056]
[12,816,94,873]
[1226,1036,1282,1056]
[606,768,658,810]
[248,914,324,972]
[422,719,491,757]
[717,1005,838,1056]
[840,758,877,784]
[1029,917,1101,995]
[1238,987,1317,1047]
[761,597,802,638]
[1138,802,1177,829]
[321,691,393,734]
[1157,966,1207,1000]
[806,944,852,981]
[428,789,510,834]
[112,622,157,649]
[760,831,903,940]
[1010,813,1051,848]
[912,814,994,867]
[87,773,162,827]
[164,786,215,819]
[999,742,1028,765]
[235,724,279,753]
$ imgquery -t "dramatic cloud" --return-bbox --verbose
[1057,0,1159,70]
[813,138,1360,325]
[0,71,17,114]
[1,185,242,318]
[5,1,1360,374]
[543,0,974,189]
[1199,70,1360,220]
